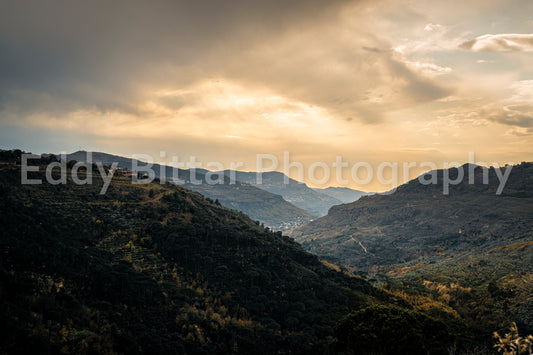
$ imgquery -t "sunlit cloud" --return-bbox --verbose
[424,23,444,32]
[509,80,533,101]
[504,126,533,137]
[460,34,533,52]
[404,61,452,76]
[1,0,533,189]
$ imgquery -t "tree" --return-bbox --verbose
[334,304,452,355]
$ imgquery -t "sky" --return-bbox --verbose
[1,0,532,191]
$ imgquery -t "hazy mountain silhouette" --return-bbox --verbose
[65,151,312,230]
[313,186,374,204]
[217,170,344,216]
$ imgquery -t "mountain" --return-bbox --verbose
[0,150,387,354]
[313,186,373,204]
[65,151,312,231]
[218,170,343,217]
[291,162,533,334]
[64,153,345,223]
[291,163,533,271]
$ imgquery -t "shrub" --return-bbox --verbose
[334,304,452,354]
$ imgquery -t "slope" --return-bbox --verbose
[291,163,533,272]
[0,150,385,354]
[313,186,373,204]
[291,162,533,336]
[219,170,343,217]
[65,151,312,231]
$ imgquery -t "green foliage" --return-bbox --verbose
[293,162,533,350]
[334,305,452,355]
[0,157,387,354]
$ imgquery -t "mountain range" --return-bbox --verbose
[2,149,529,352]
[290,162,533,334]
[65,151,313,231]
[290,163,532,271]
[313,186,373,204]
[215,170,348,216]
[64,151,368,230]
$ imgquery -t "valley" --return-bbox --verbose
[2,150,532,353]
[291,163,533,339]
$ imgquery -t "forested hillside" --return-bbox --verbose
[291,163,533,341]
[65,151,313,231]
[291,163,532,272]
[0,151,385,354]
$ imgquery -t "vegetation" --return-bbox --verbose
[219,170,344,217]
[2,150,525,353]
[493,322,533,355]
[292,163,533,351]
[387,240,533,342]
[334,305,452,355]
[64,151,313,231]
[0,150,390,354]
[292,163,532,273]
[181,180,313,231]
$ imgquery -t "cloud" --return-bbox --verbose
[488,110,533,128]
[0,0,353,117]
[0,0,456,128]
[486,81,533,128]
[1,0,532,190]
[509,80,533,101]
[468,81,533,129]
[424,23,444,32]
[504,127,533,136]
[460,34,533,52]
[404,61,452,76]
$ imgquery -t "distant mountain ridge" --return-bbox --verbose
[290,162,533,272]
[65,151,312,230]
[313,186,374,204]
[290,162,533,334]
[216,170,347,216]
[64,151,365,228]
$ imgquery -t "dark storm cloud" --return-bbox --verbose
[489,112,533,128]
[0,0,352,116]
[386,57,451,103]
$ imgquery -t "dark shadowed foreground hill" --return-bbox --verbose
[0,151,387,354]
